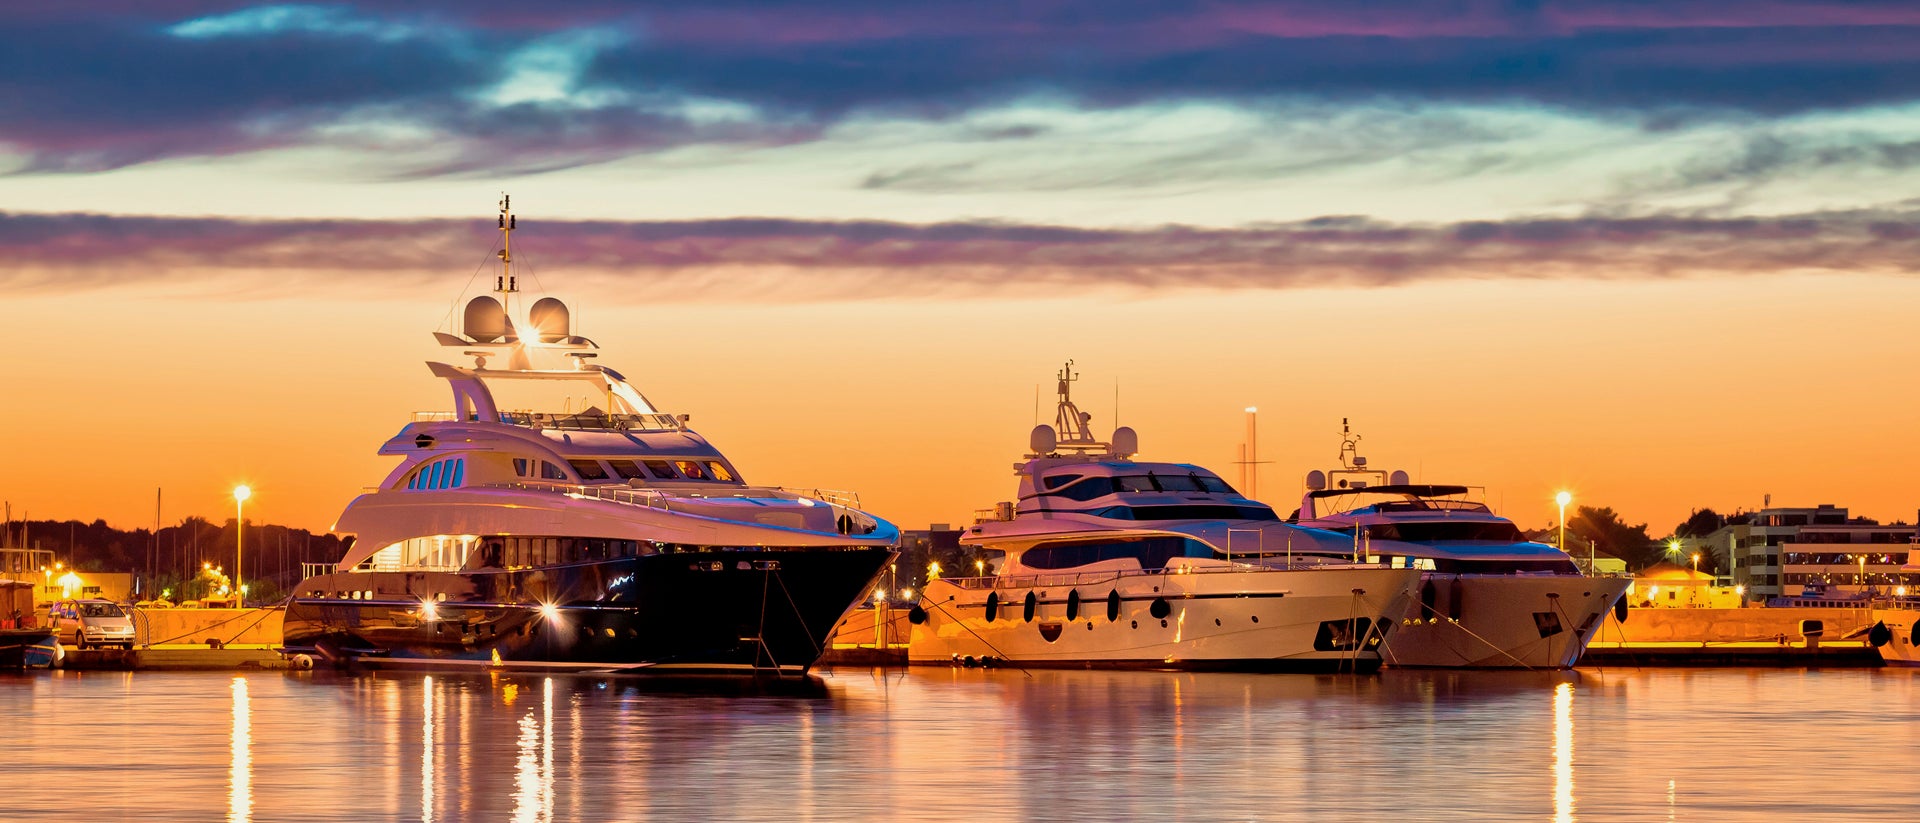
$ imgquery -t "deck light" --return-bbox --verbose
[422,601,439,621]
[539,602,560,622]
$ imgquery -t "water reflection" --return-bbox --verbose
[422,676,434,823]
[512,677,555,823]
[1553,681,1573,823]
[229,676,251,823]
[10,667,1920,821]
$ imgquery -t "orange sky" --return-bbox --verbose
[9,272,1918,542]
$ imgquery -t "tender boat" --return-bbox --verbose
[907,364,1420,672]
[0,579,58,669]
[282,198,899,676]
[1281,422,1629,668]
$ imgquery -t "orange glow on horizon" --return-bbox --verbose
[11,274,1920,541]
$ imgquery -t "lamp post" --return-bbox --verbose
[1691,552,1700,574]
[1555,491,1573,567]
[233,485,251,606]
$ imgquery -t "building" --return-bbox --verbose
[1680,505,1918,601]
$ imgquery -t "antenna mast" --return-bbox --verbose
[496,194,518,316]
[1053,360,1097,445]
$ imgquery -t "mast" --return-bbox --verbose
[496,194,518,320]
[1053,360,1097,445]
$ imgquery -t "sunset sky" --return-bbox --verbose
[5,1,1919,539]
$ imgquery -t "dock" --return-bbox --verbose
[58,644,291,671]
[1579,640,1882,668]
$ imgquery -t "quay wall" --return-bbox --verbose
[1597,607,1874,645]
[131,607,283,646]
[828,607,911,647]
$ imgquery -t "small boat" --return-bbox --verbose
[908,364,1420,672]
[0,580,58,669]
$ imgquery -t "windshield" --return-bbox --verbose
[80,602,125,618]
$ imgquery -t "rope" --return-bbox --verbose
[771,570,823,665]
[919,592,1033,678]
[135,594,293,648]
[1403,590,1537,670]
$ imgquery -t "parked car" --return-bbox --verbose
[49,599,135,650]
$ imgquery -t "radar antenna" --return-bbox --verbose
[1053,360,1097,445]
[1339,417,1363,470]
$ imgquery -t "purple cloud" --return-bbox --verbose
[5,208,1914,299]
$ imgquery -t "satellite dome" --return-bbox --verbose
[1030,425,1058,454]
[1306,470,1327,491]
[1389,470,1410,486]
[464,296,509,343]
[528,298,571,343]
[1110,426,1139,457]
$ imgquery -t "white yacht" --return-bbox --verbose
[906,365,1420,672]
[283,198,899,676]
[1281,422,1629,669]
[1869,561,1920,665]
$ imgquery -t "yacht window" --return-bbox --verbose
[513,458,531,477]
[429,462,445,489]
[608,460,646,480]
[1196,477,1236,494]
[703,462,736,482]
[450,459,464,488]
[1051,477,1117,502]
[1364,522,1525,543]
[569,460,610,481]
[1115,475,1156,493]
[1151,474,1205,493]
[406,469,419,490]
[643,460,679,479]
[540,461,568,481]
[1022,537,1214,570]
[1093,504,1280,522]
[1043,474,1083,490]
[674,460,710,481]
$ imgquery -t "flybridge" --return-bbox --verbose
[423,194,687,434]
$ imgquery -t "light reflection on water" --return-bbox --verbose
[4,667,1919,821]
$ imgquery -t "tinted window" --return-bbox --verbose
[674,460,710,480]
[513,458,530,477]
[1196,477,1236,494]
[1115,475,1156,492]
[1365,522,1525,543]
[1022,537,1216,570]
[540,461,568,481]
[1043,474,1082,490]
[1093,505,1279,522]
[703,462,737,482]
[450,459,464,488]
[1051,477,1116,502]
[429,462,444,489]
[81,602,125,617]
[643,460,678,479]
[569,459,610,481]
[1151,473,1205,492]
[608,460,645,480]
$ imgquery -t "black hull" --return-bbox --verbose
[285,548,894,675]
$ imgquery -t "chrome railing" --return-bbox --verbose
[411,410,684,432]
[479,481,862,513]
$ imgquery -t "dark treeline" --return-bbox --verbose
[2,517,352,601]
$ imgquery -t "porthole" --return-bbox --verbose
[1214,618,1222,627]
[1252,616,1260,623]
[1130,620,1138,629]
[1160,619,1168,628]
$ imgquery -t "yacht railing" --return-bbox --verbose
[939,561,1335,591]
[478,481,862,512]
[411,410,684,432]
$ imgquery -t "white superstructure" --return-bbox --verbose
[907,363,1419,671]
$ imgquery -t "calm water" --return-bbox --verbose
[3,665,1916,821]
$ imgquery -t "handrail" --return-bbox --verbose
[478,480,861,511]
[411,410,685,432]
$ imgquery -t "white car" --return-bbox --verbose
[50,599,136,650]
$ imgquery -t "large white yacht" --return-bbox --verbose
[1281,422,1629,668]
[906,365,1421,672]
[283,198,899,676]
[1869,559,1920,665]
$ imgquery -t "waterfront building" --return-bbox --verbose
[1628,563,1742,609]
[1679,505,1918,601]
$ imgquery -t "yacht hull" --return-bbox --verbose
[1381,574,1630,669]
[907,565,1420,672]
[1871,607,1920,666]
[284,548,894,676]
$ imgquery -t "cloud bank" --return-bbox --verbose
[7,2,1920,174]
[7,208,1914,301]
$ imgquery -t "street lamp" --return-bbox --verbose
[1691,552,1701,573]
[1555,491,1573,566]
[1667,540,1682,562]
[233,485,251,606]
